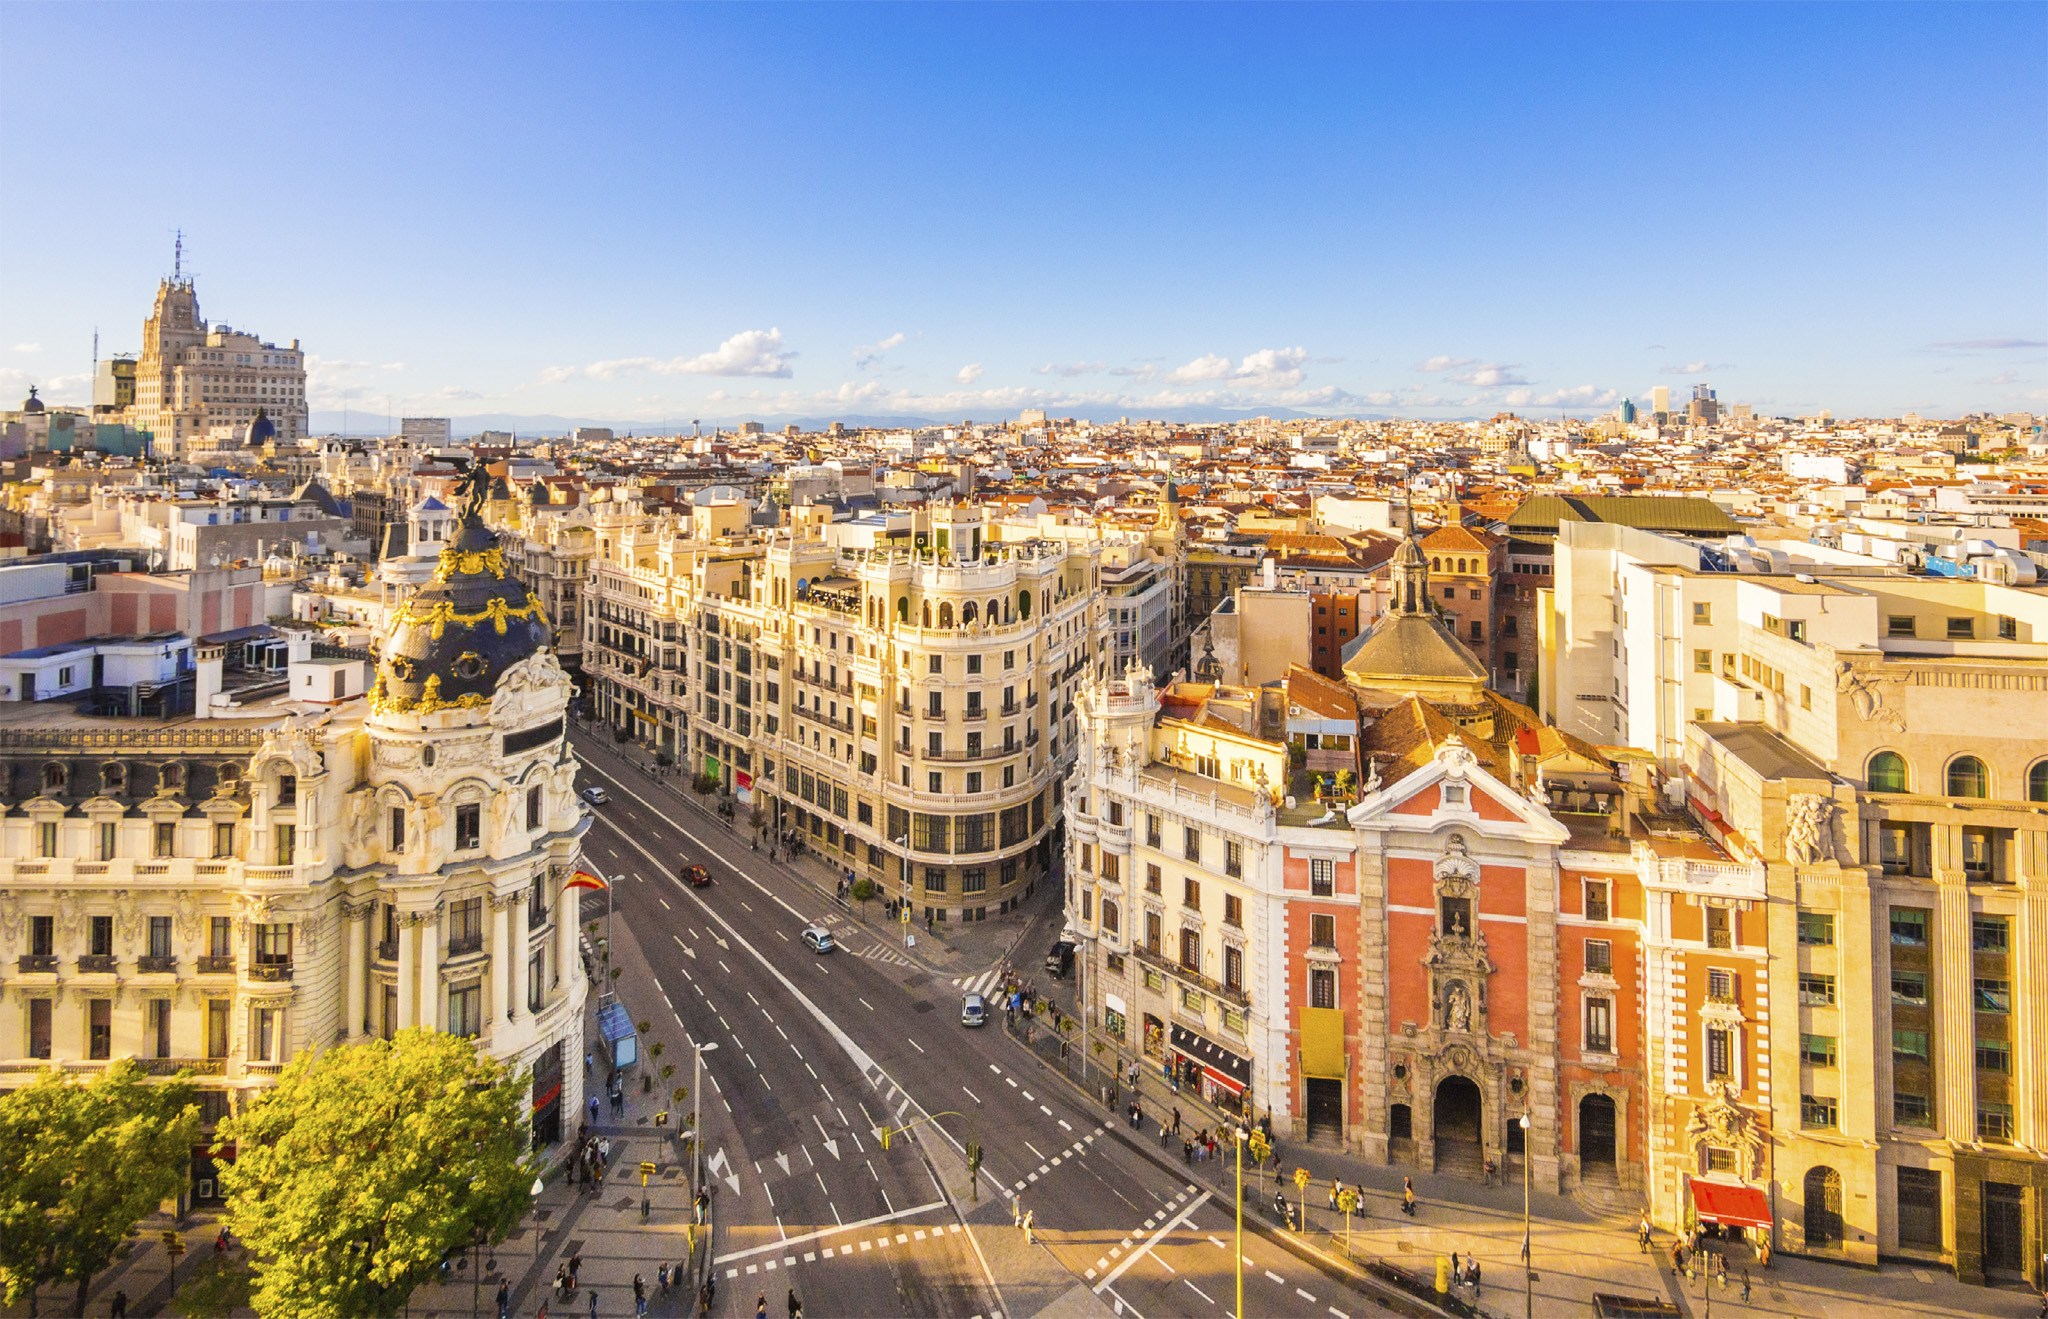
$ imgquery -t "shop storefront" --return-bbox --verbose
[530,1040,564,1150]
[1171,1023,1253,1115]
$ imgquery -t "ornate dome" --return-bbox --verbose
[370,465,549,717]
[21,386,45,414]
[245,408,276,447]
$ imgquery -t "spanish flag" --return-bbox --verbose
[565,868,609,892]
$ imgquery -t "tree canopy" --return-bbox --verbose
[0,1060,200,1317]
[218,1028,533,1319]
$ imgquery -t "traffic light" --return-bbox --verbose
[879,1126,892,1152]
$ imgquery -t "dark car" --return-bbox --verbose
[681,864,711,888]
[1045,939,1076,979]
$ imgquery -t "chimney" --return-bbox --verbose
[1262,557,1277,591]
[194,643,225,719]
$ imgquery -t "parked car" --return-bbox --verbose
[961,993,987,1027]
[1045,939,1076,979]
[801,925,836,954]
[581,786,609,806]
[681,864,711,888]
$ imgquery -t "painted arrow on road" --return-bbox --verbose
[821,1138,839,1160]
[775,1151,791,1177]
[707,1147,741,1198]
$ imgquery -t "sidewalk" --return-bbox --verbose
[571,728,1067,985]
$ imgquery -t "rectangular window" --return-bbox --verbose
[1309,967,1336,1010]
[1798,973,1836,1006]
[1584,880,1609,922]
[1893,1092,1932,1127]
[1887,615,1915,638]
[962,868,987,894]
[1800,1094,1838,1130]
[1890,908,1928,946]
[1183,826,1201,862]
[1310,914,1336,948]
[274,823,295,865]
[90,914,113,956]
[1974,978,2010,1013]
[149,916,173,959]
[1707,967,1735,1001]
[1705,906,1732,949]
[1977,1104,2014,1142]
[1706,1027,1733,1080]
[1692,602,1711,625]
[454,804,481,851]
[1585,997,1613,1053]
[207,999,231,1058]
[88,998,112,1059]
[1145,814,1162,848]
[1800,1033,1838,1067]
[965,771,983,794]
[1225,840,1242,877]
[1694,648,1712,673]
[1891,970,1927,1005]
[1971,916,2008,952]
[209,917,232,958]
[448,984,481,1038]
[255,923,292,966]
[1796,911,1834,945]
[100,821,117,860]
[1145,864,1162,895]
[447,897,484,953]
[253,1006,279,1061]
[527,786,543,830]
[1975,1038,2011,1073]
[1179,927,1200,970]
[150,998,172,1058]
[1946,616,1974,640]
[1145,911,1162,955]
[1892,1029,1930,1062]
[154,821,175,858]
[1224,894,1242,927]
[1182,877,1200,911]
[924,868,947,893]
[1224,945,1243,992]
[1311,858,1334,897]
[1585,939,1613,975]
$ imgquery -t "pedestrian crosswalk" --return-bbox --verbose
[860,944,916,968]
[951,968,1003,997]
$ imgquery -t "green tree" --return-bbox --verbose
[0,1059,200,1318]
[850,878,876,921]
[218,1029,533,1319]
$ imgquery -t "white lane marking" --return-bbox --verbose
[860,997,875,1011]
[711,1199,947,1264]
[1296,1288,1317,1302]
[1094,1190,1211,1294]
[963,1086,981,1104]
[1264,1270,1284,1284]
[777,930,789,941]
[908,1037,925,1054]
[1186,1279,1213,1303]
[659,897,670,910]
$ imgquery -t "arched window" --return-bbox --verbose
[2030,760,2048,803]
[1101,899,1119,935]
[1432,557,1442,571]
[1947,755,1988,799]
[1457,558,1468,574]
[41,763,65,793]
[988,597,1001,625]
[921,601,932,628]
[938,602,955,629]
[961,601,978,625]
[1867,751,1908,794]
[101,762,126,795]
[1017,590,1032,621]
[897,596,909,623]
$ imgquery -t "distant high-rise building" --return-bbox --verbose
[1688,384,1719,426]
[126,262,307,455]
[402,417,452,447]
[92,356,136,412]
[1651,385,1670,416]
[1619,398,1638,424]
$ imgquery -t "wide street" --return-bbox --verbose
[569,736,1377,1319]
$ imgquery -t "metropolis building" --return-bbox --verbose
[0,474,589,1196]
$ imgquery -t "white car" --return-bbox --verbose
[801,925,835,954]
[581,786,609,806]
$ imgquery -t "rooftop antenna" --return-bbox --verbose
[173,230,184,283]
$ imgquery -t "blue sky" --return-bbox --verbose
[2,2,2043,425]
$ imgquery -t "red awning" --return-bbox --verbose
[1691,1180,1772,1230]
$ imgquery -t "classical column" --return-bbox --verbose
[396,916,417,1030]
[510,889,530,1023]
[418,912,442,1034]
[557,877,579,1003]
[489,896,511,1029]
[343,898,370,1040]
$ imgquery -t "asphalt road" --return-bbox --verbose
[573,740,1380,1319]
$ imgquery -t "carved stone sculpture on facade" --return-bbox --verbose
[1784,793,1835,866]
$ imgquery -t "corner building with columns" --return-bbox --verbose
[0,475,590,1199]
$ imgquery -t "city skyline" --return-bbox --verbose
[2,1,2044,426]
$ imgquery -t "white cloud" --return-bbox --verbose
[13,343,41,354]
[433,385,485,402]
[1977,370,2019,386]
[1167,353,1234,384]
[1231,347,1307,389]
[1035,361,1107,378]
[666,328,793,377]
[1535,385,1620,408]
[0,368,90,405]
[955,363,983,385]
[853,332,906,371]
[1108,364,1157,381]
[1659,360,1728,375]
[1447,362,1527,387]
[538,365,579,385]
[1417,355,1477,373]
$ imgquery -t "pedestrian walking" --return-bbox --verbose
[589,1095,601,1124]
[1741,1270,1752,1305]
[1183,1137,1194,1165]
[1402,1177,1416,1217]
[1469,1259,1481,1296]
[498,1281,512,1318]
[1024,1210,1035,1245]
[695,1188,709,1223]
[1172,1106,1181,1135]
[588,1288,599,1319]
[787,1286,803,1318]
[755,1296,767,1319]
[585,1052,594,1077]
[1330,1178,1343,1210]
[569,1251,583,1289]
[111,1293,129,1319]
[1450,1251,1459,1280]
[634,1273,646,1305]
[1638,1214,1651,1252]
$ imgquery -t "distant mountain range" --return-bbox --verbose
[309,403,1358,438]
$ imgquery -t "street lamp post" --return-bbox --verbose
[693,1041,719,1192]
[1233,1126,1246,1319]
[529,1176,545,1293]
[1520,1111,1532,1319]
